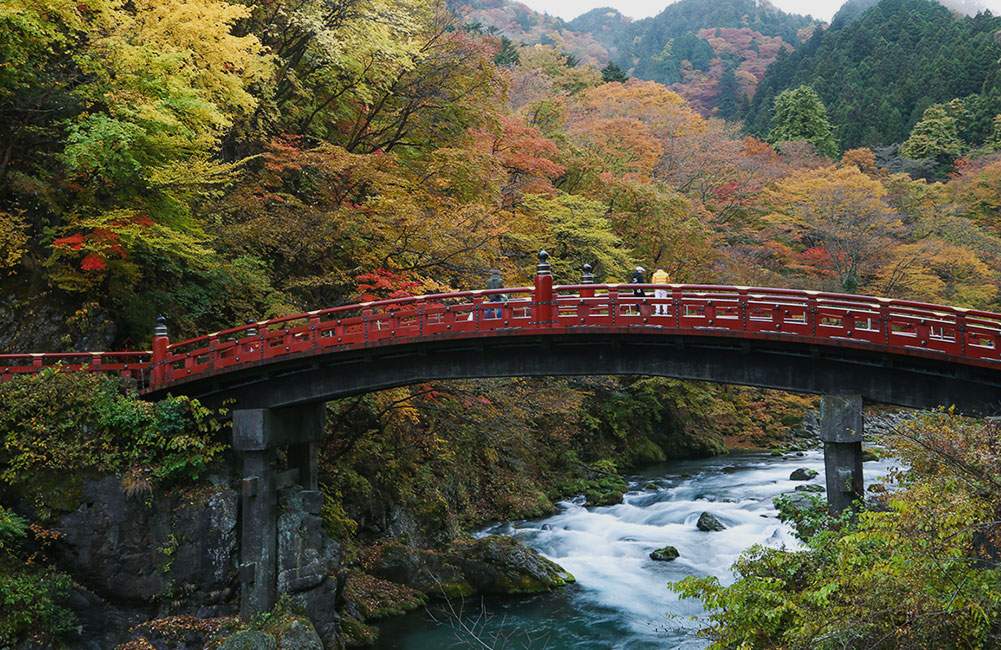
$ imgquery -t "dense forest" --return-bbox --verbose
[745,0,1001,151]
[2,0,1001,646]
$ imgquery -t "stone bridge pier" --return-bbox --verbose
[819,394,864,514]
[233,404,327,620]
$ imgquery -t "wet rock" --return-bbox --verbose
[47,475,239,648]
[541,524,552,530]
[644,482,658,490]
[861,448,880,462]
[794,484,824,492]
[721,466,739,474]
[448,535,575,595]
[790,468,818,481]
[696,512,726,532]
[219,630,277,650]
[649,545,680,561]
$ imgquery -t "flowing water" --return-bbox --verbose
[375,450,897,649]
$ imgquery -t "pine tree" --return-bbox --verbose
[601,61,628,83]
[768,86,838,158]
[495,36,520,66]
[716,66,741,121]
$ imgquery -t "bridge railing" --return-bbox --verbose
[5,281,1001,389]
[0,351,151,384]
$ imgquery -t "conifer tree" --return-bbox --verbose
[767,86,838,158]
[601,61,628,83]
[900,103,963,164]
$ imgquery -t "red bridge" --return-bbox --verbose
[3,253,1001,414]
[6,251,1001,617]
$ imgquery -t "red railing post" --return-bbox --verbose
[151,315,169,385]
[580,263,594,299]
[534,250,553,328]
[738,288,750,332]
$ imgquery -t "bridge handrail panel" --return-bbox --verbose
[0,352,151,383]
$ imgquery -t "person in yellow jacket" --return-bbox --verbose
[651,267,670,315]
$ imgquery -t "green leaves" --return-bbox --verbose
[0,368,225,492]
[768,86,838,158]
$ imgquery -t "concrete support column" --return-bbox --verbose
[233,404,326,620]
[819,394,864,514]
[239,447,277,619]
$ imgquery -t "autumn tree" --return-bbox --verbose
[762,166,901,292]
[509,193,631,283]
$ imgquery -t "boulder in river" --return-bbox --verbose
[794,484,824,492]
[790,468,818,481]
[448,535,575,595]
[649,545,680,561]
[696,512,726,532]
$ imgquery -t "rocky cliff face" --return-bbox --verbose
[17,475,344,648]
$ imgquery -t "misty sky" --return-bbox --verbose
[519,0,1001,23]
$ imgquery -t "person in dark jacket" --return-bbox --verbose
[631,266,645,297]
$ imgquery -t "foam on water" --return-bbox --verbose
[376,450,899,649]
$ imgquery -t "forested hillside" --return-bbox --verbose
[745,0,1001,150]
[580,0,816,85]
[4,0,1001,646]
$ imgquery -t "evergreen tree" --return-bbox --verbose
[900,104,962,164]
[494,36,520,66]
[601,61,628,83]
[768,86,838,157]
[716,66,741,121]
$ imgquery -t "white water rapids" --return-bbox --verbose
[376,449,897,648]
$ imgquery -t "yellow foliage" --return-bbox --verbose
[128,0,271,115]
[0,212,27,274]
[579,80,706,139]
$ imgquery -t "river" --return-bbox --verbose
[375,449,896,649]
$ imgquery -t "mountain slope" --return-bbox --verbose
[744,0,1001,149]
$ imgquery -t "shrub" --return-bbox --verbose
[0,367,226,493]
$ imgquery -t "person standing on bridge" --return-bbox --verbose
[631,266,646,297]
[651,267,669,315]
[486,269,505,318]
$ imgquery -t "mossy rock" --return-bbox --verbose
[448,535,575,595]
[346,572,428,620]
[649,545,679,561]
[277,620,323,650]
[582,475,628,506]
[794,484,824,493]
[340,618,378,647]
[696,512,726,532]
[790,468,818,481]
[218,631,277,650]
